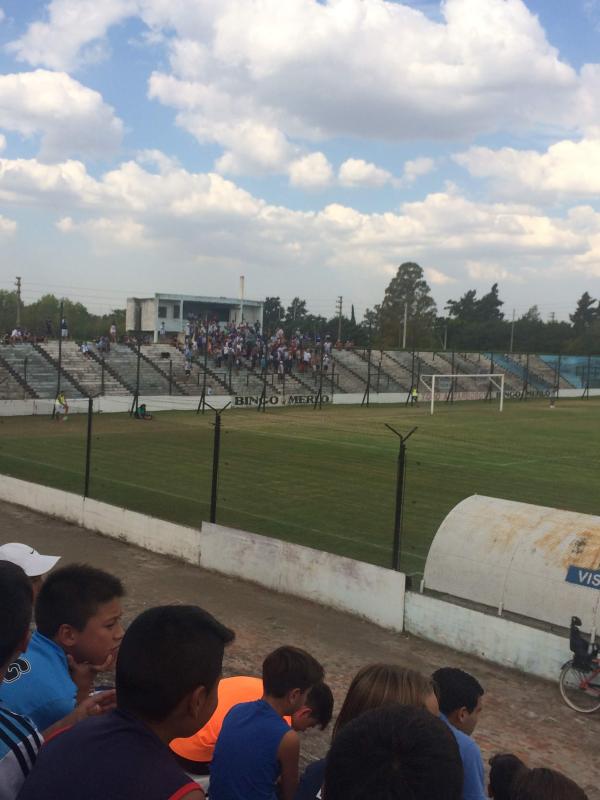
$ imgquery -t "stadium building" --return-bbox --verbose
[126,293,264,342]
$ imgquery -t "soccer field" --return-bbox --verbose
[0,399,598,573]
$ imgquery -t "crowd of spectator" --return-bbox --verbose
[176,318,353,383]
[0,542,591,799]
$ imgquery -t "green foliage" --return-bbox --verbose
[2,291,125,340]
[378,262,437,348]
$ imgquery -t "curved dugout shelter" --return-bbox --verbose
[423,496,600,636]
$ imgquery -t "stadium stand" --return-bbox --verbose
[40,341,128,397]
[91,343,177,395]
[336,350,406,392]
[485,353,551,393]
[0,355,36,399]
[512,353,574,389]
[0,343,84,399]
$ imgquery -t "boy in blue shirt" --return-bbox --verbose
[18,604,235,800]
[0,564,124,731]
[432,667,487,800]
[210,646,324,800]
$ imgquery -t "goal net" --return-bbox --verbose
[419,373,505,415]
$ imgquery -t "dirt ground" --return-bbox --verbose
[3,500,599,798]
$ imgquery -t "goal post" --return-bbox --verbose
[419,374,505,415]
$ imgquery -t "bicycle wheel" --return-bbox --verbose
[559,661,600,713]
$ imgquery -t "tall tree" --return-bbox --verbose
[477,283,504,321]
[570,292,597,334]
[285,297,307,324]
[378,263,437,348]
[262,296,285,333]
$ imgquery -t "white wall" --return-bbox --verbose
[404,592,568,681]
[201,523,405,631]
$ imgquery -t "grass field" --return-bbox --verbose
[0,399,599,573]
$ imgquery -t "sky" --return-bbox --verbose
[1,0,600,321]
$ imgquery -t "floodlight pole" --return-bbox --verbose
[385,423,418,572]
[361,321,372,407]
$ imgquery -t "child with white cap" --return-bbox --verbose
[0,543,60,599]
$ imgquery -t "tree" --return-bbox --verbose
[378,263,437,348]
[285,297,307,325]
[520,305,541,323]
[263,296,285,334]
[477,283,504,321]
[570,292,597,334]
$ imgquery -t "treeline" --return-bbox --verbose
[267,264,600,354]
[0,292,125,341]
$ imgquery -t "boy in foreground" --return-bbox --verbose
[209,646,324,800]
[432,667,487,800]
[17,605,235,799]
[170,676,333,774]
[0,564,125,730]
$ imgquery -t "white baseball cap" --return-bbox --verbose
[0,542,61,577]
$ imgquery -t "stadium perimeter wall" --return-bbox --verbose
[0,475,572,680]
[1,388,600,415]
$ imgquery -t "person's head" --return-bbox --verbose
[333,664,438,740]
[324,704,462,800]
[291,681,334,732]
[117,605,234,738]
[0,542,60,599]
[431,667,484,735]
[262,646,324,714]
[35,564,125,665]
[511,767,588,800]
[0,561,33,674]
[488,754,528,800]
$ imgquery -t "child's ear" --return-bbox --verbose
[55,624,78,649]
[190,685,209,720]
[288,687,302,705]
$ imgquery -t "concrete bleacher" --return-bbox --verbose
[142,344,232,395]
[337,350,407,392]
[330,353,368,393]
[41,341,129,396]
[94,343,174,395]
[0,362,32,399]
[512,353,574,389]
[0,343,84,399]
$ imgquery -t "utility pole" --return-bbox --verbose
[336,296,343,343]
[402,303,408,350]
[509,308,515,353]
[15,277,22,327]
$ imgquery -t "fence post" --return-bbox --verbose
[169,359,173,396]
[24,357,27,386]
[84,396,93,498]
[101,359,105,396]
[210,412,222,523]
[385,424,418,572]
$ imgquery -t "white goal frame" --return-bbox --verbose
[419,373,505,415]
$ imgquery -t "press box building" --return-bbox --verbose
[126,293,264,342]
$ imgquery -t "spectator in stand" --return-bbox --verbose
[0,542,60,601]
[10,328,23,344]
[295,663,438,800]
[488,754,527,800]
[17,605,235,800]
[432,667,486,800]
[0,565,124,732]
[209,646,324,800]
[510,767,588,799]
[60,318,68,340]
[109,322,117,343]
[170,677,333,775]
[323,704,462,800]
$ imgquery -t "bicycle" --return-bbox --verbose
[559,616,600,713]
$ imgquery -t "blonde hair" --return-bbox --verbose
[332,664,436,740]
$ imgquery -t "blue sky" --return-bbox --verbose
[0,0,600,321]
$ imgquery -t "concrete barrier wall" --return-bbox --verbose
[201,523,405,631]
[404,591,568,681]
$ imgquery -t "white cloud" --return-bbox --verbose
[0,9,5,24]
[0,70,123,161]
[339,159,392,188]
[425,267,455,285]
[455,138,600,199]
[0,134,6,153]
[8,0,138,71]
[288,152,334,190]
[0,214,16,235]
[3,153,600,313]
[402,157,435,183]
